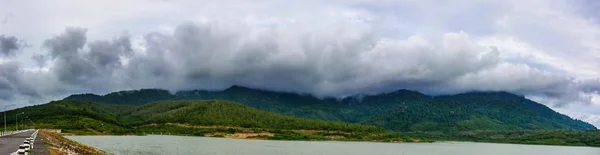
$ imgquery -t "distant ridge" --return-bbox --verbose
[65,85,597,131]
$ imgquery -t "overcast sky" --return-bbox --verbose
[1,0,600,127]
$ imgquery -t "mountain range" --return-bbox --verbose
[64,85,597,131]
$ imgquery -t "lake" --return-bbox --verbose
[66,135,600,155]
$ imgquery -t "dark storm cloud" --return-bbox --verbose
[43,28,87,59]
[124,33,175,87]
[1,0,599,127]
[87,36,133,70]
[118,22,503,96]
[31,54,46,67]
[578,78,600,93]
[0,77,15,100]
[42,28,132,87]
[1,22,599,109]
[43,28,95,84]
[0,62,41,100]
[0,35,21,57]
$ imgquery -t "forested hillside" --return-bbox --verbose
[121,100,381,132]
[362,100,510,132]
[8,98,600,147]
[5,100,134,134]
[65,86,596,131]
[7,100,381,134]
[436,92,596,130]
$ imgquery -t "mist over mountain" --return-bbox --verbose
[65,86,597,131]
[2,0,600,136]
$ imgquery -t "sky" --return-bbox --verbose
[1,0,600,127]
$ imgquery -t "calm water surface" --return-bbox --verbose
[66,135,600,155]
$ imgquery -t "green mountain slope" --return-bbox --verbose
[67,86,351,121]
[64,86,597,131]
[5,100,135,134]
[8,100,381,134]
[362,100,511,132]
[65,89,173,105]
[436,92,597,130]
[122,100,381,132]
[8,99,600,147]
[65,87,437,123]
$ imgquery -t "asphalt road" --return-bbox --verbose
[0,130,35,155]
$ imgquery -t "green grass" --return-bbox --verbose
[8,99,600,147]
[8,100,382,134]
[406,130,600,147]
[135,124,422,142]
[124,100,383,132]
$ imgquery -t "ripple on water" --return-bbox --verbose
[66,135,600,155]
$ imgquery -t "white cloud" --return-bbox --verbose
[1,0,600,127]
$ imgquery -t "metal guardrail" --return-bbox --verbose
[0,129,30,137]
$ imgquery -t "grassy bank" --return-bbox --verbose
[406,130,600,147]
[135,123,428,142]
[58,123,427,143]
[39,130,111,155]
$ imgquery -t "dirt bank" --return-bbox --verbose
[39,130,111,155]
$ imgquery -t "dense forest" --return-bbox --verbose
[362,100,511,132]
[5,98,600,147]
[66,86,596,131]
[5,100,381,134]
[436,92,595,130]
[122,100,382,132]
[407,130,600,147]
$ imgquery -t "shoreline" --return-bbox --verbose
[39,130,112,155]
[48,123,600,148]
[62,132,600,148]
[63,134,600,150]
